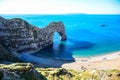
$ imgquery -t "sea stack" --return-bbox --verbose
[0,16,67,55]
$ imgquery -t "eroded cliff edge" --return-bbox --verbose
[0,16,67,56]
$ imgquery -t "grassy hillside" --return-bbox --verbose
[0,63,120,80]
[36,68,120,80]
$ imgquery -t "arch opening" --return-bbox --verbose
[53,32,61,42]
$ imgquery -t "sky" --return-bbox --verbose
[0,0,120,14]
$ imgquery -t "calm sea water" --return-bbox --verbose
[1,14,120,60]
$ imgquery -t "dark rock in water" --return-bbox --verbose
[100,24,106,27]
[0,16,67,56]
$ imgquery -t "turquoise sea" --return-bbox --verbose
[1,14,120,60]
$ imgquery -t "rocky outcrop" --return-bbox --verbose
[0,16,67,55]
[0,63,40,80]
[1,63,120,80]
[0,43,11,60]
[0,43,22,62]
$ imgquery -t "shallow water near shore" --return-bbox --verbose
[1,14,120,60]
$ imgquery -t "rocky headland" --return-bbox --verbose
[0,16,66,57]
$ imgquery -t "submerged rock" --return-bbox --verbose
[100,24,106,27]
[0,16,67,56]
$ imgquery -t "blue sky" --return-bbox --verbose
[0,0,120,14]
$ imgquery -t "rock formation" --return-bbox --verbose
[0,16,67,55]
[0,43,21,61]
[0,63,40,80]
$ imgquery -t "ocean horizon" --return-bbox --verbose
[1,14,120,60]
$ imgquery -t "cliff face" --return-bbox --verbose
[0,16,67,55]
[0,43,20,61]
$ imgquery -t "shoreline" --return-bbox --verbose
[62,51,120,71]
[75,51,120,62]
[19,51,120,71]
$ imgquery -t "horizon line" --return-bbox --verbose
[0,13,120,15]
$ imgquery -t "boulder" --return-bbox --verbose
[0,63,40,80]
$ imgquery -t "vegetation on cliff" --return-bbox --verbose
[0,63,120,80]
[0,63,41,80]
[36,68,120,80]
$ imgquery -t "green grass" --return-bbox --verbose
[0,63,120,80]
[36,68,120,80]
